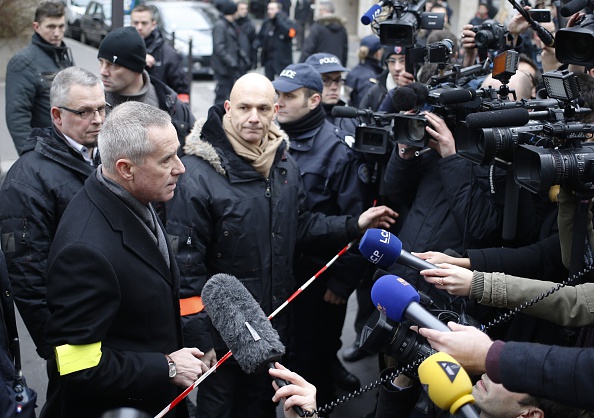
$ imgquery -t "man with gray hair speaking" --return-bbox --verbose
[44,101,209,417]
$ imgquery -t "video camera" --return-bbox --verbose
[556,0,594,66]
[361,0,445,46]
[454,67,594,195]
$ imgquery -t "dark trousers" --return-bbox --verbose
[195,361,276,418]
[40,358,61,418]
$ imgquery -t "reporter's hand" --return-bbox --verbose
[168,347,210,387]
[508,6,532,41]
[424,112,456,157]
[357,205,398,232]
[398,71,415,87]
[461,24,478,66]
[324,288,347,305]
[419,263,473,296]
[270,362,317,418]
[412,251,471,269]
[419,322,493,375]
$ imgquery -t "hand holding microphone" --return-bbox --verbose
[418,352,480,418]
[202,273,307,417]
[419,322,494,375]
[269,363,317,418]
[419,263,474,296]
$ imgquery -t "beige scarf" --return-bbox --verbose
[223,116,284,178]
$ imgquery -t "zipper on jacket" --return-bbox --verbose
[20,220,29,246]
[265,179,271,198]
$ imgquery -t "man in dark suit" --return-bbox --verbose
[44,102,209,418]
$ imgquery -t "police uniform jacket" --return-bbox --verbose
[345,58,384,108]
[288,119,372,296]
[44,173,187,418]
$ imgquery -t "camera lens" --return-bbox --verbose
[406,119,427,144]
[474,30,494,49]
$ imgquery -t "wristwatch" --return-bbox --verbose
[165,354,177,378]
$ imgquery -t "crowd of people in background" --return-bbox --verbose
[4,0,594,418]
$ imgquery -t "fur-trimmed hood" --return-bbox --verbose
[315,14,346,29]
[183,104,290,177]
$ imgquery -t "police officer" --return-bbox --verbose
[305,52,358,138]
[273,63,375,413]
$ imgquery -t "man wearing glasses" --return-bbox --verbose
[274,63,375,412]
[305,53,358,137]
[0,66,105,417]
[360,46,415,111]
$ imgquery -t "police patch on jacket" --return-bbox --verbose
[358,163,370,184]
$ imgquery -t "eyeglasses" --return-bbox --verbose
[321,76,344,87]
[58,103,111,120]
[386,58,406,66]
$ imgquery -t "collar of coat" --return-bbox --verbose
[183,104,290,176]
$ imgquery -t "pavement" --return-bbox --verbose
[2,34,382,418]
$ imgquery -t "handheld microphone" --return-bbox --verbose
[202,273,305,417]
[418,352,480,418]
[391,87,418,112]
[406,82,430,107]
[358,228,439,271]
[560,0,589,17]
[331,106,373,118]
[465,108,530,130]
[361,1,386,25]
[370,274,451,332]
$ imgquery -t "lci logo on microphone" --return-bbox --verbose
[368,229,391,264]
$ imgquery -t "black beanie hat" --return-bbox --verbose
[216,0,238,15]
[98,27,146,73]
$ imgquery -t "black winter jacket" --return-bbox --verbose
[144,30,190,95]
[5,33,74,155]
[45,173,186,418]
[359,70,390,111]
[255,14,296,71]
[288,118,372,297]
[345,58,384,108]
[322,101,359,137]
[491,341,594,410]
[0,127,95,359]
[212,17,249,77]
[299,15,348,65]
[384,148,506,314]
[165,105,360,352]
[236,16,257,70]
